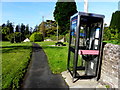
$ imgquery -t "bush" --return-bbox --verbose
[30,32,43,42]
[103,27,111,41]
[103,27,120,44]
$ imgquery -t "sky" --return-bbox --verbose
[0,0,119,29]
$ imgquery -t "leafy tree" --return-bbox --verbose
[6,32,22,43]
[2,23,6,28]
[46,20,57,35]
[24,24,30,38]
[6,20,14,34]
[6,33,14,43]
[33,25,39,33]
[110,11,120,30]
[1,27,10,41]
[15,25,20,32]
[38,20,58,39]
[20,23,25,34]
[1,21,14,41]
[20,23,26,41]
[25,24,29,35]
[38,21,46,38]
[30,27,33,33]
[14,32,22,43]
[1,27,10,35]
[53,0,77,35]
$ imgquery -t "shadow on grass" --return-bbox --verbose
[41,46,67,50]
[33,43,67,52]
[2,45,32,53]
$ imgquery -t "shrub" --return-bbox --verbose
[103,27,111,41]
[30,32,43,42]
[103,27,120,44]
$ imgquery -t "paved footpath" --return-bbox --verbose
[22,43,68,89]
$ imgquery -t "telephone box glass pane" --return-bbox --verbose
[71,16,77,47]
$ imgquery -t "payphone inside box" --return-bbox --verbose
[67,12,105,82]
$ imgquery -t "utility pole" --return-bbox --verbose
[42,16,45,38]
[13,22,15,43]
[84,0,88,13]
[57,22,58,42]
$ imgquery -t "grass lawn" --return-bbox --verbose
[36,41,68,74]
[1,41,32,89]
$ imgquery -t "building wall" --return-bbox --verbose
[100,43,120,88]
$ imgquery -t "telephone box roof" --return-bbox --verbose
[71,12,105,19]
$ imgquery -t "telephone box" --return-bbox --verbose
[67,12,105,82]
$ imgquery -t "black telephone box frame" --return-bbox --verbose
[67,12,105,82]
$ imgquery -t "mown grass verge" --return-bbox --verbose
[1,41,32,89]
[36,41,68,74]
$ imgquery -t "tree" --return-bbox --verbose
[30,27,33,34]
[25,24,30,38]
[1,27,10,35]
[1,21,14,41]
[20,23,25,34]
[20,23,26,41]
[6,32,22,43]
[15,25,20,32]
[1,27,10,41]
[2,23,6,28]
[45,20,57,36]
[6,20,14,34]
[33,25,39,33]
[25,24,29,34]
[38,20,57,37]
[110,11,120,30]
[53,0,77,35]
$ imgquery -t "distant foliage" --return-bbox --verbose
[1,20,32,42]
[30,32,43,42]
